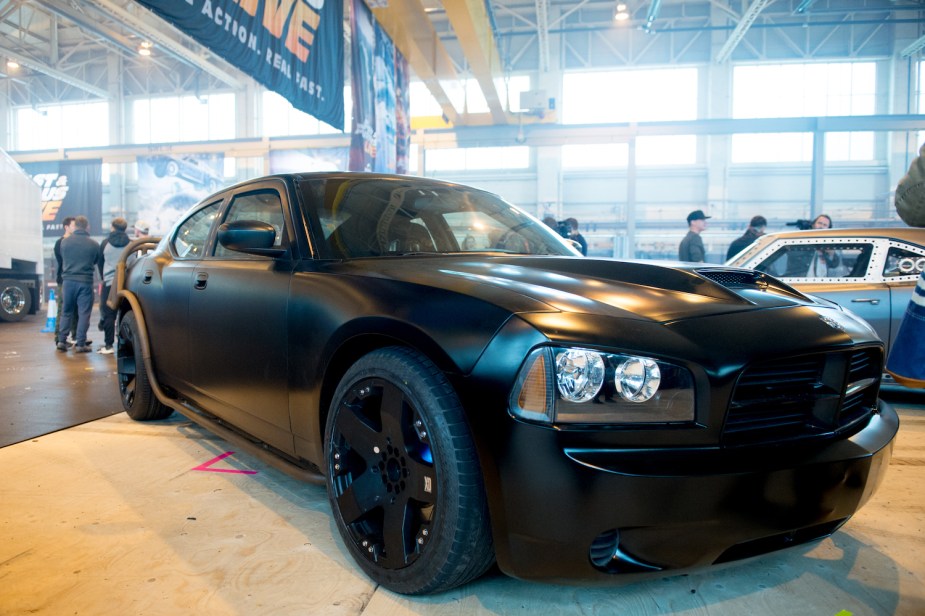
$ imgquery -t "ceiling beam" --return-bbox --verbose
[32,0,146,58]
[0,44,109,98]
[901,34,925,57]
[82,0,244,89]
[715,0,774,63]
[442,0,506,123]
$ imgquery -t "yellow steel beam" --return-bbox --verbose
[441,0,507,124]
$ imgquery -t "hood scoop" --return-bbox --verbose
[695,267,808,302]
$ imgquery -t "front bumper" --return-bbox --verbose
[489,400,898,583]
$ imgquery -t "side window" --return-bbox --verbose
[214,190,287,258]
[172,201,221,259]
[755,243,872,279]
[884,246,925,278]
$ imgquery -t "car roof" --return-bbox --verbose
[760,227,925,245]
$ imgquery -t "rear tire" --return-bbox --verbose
[117,311,172,421]
[324,347,494,595]
[0,279,31,322]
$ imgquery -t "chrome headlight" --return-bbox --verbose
[511,346,695,425]
[555,349,606,403]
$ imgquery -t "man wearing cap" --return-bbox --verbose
[679,209,711,262]
[726,215,767,260]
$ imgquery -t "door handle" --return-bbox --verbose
[143,270,153,284]
[851,298,880,305]
[194,272,208,290]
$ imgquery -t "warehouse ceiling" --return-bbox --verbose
[1,0,924,126]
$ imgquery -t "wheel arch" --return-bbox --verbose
[313,318,467,459]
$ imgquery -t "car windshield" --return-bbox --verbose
[303,177,579,259]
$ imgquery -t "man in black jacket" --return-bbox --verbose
[56,216,100,353]
[726,215,767,260]
[52,216,77,345]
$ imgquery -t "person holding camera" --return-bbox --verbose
[565,217,588,256]
[805,214,841,277]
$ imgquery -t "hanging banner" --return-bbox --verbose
[348,0,411,173]
[23,160,103,237]
[395,52,411,175]
[349,0,376,172]
[135,0,344,130]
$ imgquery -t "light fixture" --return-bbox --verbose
[614,3,630,21]
[6,59,19,69]
[138,41,153,56]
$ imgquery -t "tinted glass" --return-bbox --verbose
[214,189,286,257]
[755,243,872,279]
[302,177,578,259]
[172,201,221,259]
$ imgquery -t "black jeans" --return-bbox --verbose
[100,283,117,348]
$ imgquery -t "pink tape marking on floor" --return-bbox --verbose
[192,451,258,474]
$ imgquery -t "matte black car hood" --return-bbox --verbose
[332,255,816,323]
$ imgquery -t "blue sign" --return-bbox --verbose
[137,0,344,129]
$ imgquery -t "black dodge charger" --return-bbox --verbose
[112,172,897,595]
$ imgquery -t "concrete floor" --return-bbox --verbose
[1,315,924,615]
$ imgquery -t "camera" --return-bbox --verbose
[556,220,571,238]
[786,219,812,230]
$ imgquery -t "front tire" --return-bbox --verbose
[117,311,172,421]
[325,347,494,594]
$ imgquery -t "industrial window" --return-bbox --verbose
[731,62,875,162]
[132,93,235,143]
[409,76,531,118]
[733,62,875,119]
[15,101,109,151]
[425,146,529,171]
[262,89,348,136]
[561,68,697,124]
[562,136,696,168]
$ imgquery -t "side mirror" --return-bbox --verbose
[217,220,287,257]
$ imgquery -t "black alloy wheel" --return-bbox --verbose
[117,311,172,421]
[325,347,493,595]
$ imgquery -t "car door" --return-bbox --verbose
[138,200,222,391]
[187,182,296,454]
[751,239,894,346]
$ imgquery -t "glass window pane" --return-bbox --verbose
[733,62,876,119]
[732,133,813,163]
[562,68,697,124]
[426,146,528,171]
[637,136,696,165]
[826,132,874,161]
[562,143,628,169]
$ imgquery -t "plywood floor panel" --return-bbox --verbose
[1,404,923,615]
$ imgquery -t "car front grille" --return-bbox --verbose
[723,347,882,446]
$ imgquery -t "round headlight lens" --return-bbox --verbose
[614,357,661,402]
[555,349,605,403]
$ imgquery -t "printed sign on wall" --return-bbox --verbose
[23,160,103,237]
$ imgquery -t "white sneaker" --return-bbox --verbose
[98,345,114,355]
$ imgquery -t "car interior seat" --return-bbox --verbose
[385,215,435,253]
